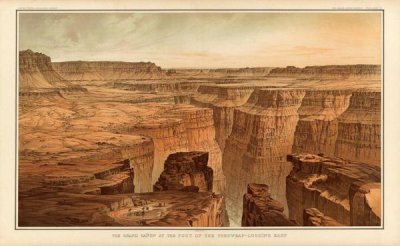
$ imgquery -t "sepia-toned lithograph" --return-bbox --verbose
[17,11,382,228]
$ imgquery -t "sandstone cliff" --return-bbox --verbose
[191,85,255,150]
[286,153,381,226]
[270,65,381,79]
[335,91,381,166]
[113,105,225,194]
[19,49,66,89]
[53,61,165,81]
[242,184,296,226]
[293,90,352,156]
[223,89,305,225]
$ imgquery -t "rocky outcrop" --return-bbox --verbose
[303,208,343,226]
[293,90,352,156]
[270,65,381,79]
[242,184,296,226]
[154,152,213,192]
[52,61,165,81]
[19,49,66,89]
[335,91,381,166]
[223,89,305,225]
[286,153,381,226]
[350,182,381,226]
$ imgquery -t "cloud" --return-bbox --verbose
[19,12,381,68]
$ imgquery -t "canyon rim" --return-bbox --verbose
[17,11,382,228]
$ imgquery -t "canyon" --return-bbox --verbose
[18,49,381,227]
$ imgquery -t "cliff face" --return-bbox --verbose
[114,105,225,194]
[242,184,296,226]
[191,85,255,151]
[293,90,352,156]
[53,61,165,81]
[270,65,381,79]
[113,81,199,93]
[19,49,66,89]
[303,208,343,226]
[154,152,213,192]
[286,153,381,226]
[222,89,305,225]
[335,91,381,166]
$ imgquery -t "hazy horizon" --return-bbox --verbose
[19,12,382,68]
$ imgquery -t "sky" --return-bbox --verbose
[19,12,382,68]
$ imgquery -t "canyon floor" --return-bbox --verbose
[18,50,382,227]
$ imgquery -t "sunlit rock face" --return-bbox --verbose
[286,153,381,226]
[293,90,352,156]
[242,184,296,226]
[223,89,305,225]
[335,91,381,166]
[52,61,165,81]
[191,85,255,151]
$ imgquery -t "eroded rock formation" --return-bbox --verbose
[334,91,381,166]
[293,90,352,156]
[242,184,296,226]
[154,152,213,192]
[191,85,255,150]
[116,105,225,194]
[19,49,66,89]
[223,89,305,225]
[52,61,165,81]
[270,65,381,78]
[286,153,381,226]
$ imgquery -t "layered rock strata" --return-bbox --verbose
[52,61,165,81]
[154,152,213,192]
[242,184,296,226]
[293,90,352,156]
[19,49,66,89]
[191,85,255,150]
[270,65,381,78]
[223,89,305,225]
[335,91,381,166]
[115,105,225,194]
[286,153,381,226]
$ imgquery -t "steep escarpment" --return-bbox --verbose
[154,152,213,192]
[335,91,381,166]
[242,184,296,226]
[19,49,66,89]
[270,65,381,78]
[286,153,381,226]
[113,105,225,194]
[293,90,352,156]
[223,89,305,225]
[113,81,200,93]
[52,61,165,81]
[191,85,255,151]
